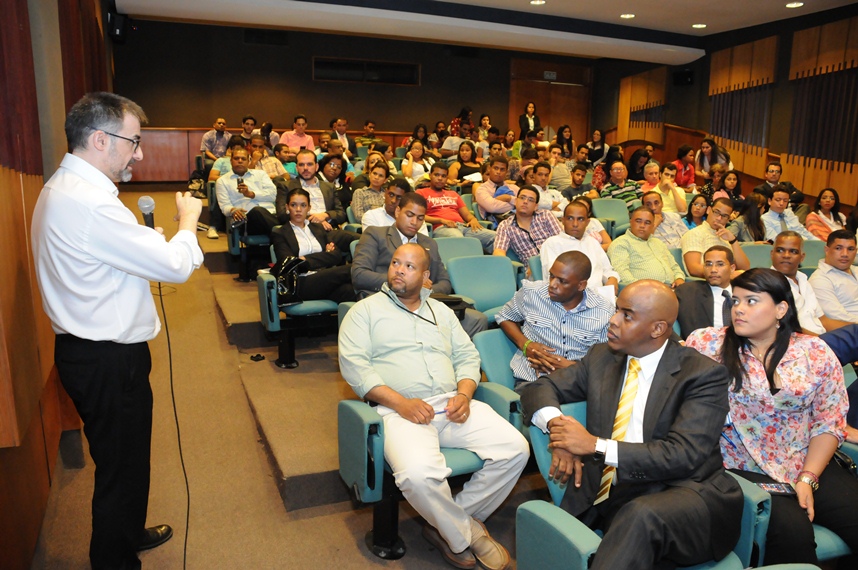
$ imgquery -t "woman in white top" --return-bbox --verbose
[400,139,435,187]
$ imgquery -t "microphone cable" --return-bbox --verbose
[153,282,190,570]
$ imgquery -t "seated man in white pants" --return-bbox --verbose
[339,243,528,570]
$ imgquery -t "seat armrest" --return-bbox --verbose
[727,471,771,567]
[839,441,858,463]
[474,382,521,431]
[257,273,280,333]
[337,400,385,504]
[516,500,600,570]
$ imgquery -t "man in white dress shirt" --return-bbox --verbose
[770,232,851,335]
[31,92,203,569]
[361,178,429,235]
[540,201,620,295]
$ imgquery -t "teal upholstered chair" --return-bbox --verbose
[472,329,522,434]
[434,236,483,266]
[800,240,825,269]
[517,401,773,570]
[740,243,774,269]
[529,255,543,281]
[344,206,361,234]
[447,255,516,322]
[228,219,271,282]
[256,244,341,368]
[338,381,520,560]
[591,198,630,238]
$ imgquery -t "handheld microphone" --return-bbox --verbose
[138,195,155,229]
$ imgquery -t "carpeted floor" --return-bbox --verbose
[30,190,548,569]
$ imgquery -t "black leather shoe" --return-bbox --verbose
[137,524,173,551]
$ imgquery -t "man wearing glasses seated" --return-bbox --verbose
[680,197,750,278]
[599,161,641,211]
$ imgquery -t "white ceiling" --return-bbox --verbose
[437,0,855,36]
[114,0,854,65]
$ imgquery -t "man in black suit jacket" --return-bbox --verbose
[351,192,488,337]
[674,245,736,339]
[752,161,801,201]
[520,280,742,570]
[331,117,357,159]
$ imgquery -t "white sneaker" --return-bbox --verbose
[207,226,219,239]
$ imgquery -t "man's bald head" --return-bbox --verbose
[554,250,592,281]
[607,280,677,357]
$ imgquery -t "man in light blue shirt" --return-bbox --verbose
[214,147,278,235]
[496,251,612,386]
[761,184,818,242]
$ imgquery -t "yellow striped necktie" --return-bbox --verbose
[594,357,641,505]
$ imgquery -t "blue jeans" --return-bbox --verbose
[434,223,496,253]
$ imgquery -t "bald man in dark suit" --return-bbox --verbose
[520,280,742,570]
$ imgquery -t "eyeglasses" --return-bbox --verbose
[97,129,141,152]
[327,163,343,170]
[710,209,730,219]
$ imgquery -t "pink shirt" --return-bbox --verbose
[281,130,315,151]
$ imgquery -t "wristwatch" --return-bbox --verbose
[593,438,608,459]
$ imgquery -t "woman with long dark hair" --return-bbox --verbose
[590,145,624,190]
[518,101,540,140]
[271,188,355,304]
[727,192,767,242]
[684,194,709,229]
[586,129,606,167]
[805,188,846,242]
[401,123,430,149]
[626,148,650,183]
[447,141,481,186]
[400,139,435,187]
[449,106,473,137]
[695,137,732,180]
[553,125,575,159]
[502,129,517,152]
[686,268,858,566]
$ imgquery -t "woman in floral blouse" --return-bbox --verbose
[685,268,858,565]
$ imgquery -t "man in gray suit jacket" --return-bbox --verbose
[352,192,488,337]
[520,280,742,570]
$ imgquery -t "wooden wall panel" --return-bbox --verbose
[628,75,648,141]
[751,37,778,86]
[803,158,832,195]
[791,26,821,79]
[616,77,632,144]
[548,83,590,149]
[743,145,768,180]
[709,48,732,96]
[131,131,191,182]
[847,18,858,70]
[781,154,808,193]
[730,43,753,91]
[829,162,858,205]
[818,20,850,74]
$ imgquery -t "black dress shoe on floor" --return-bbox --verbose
[137,524,173,551]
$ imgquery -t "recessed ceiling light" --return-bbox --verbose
[692,24,707,29]
[530,0,546,5]
[620,14,635,19]
[786,2,804,7]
